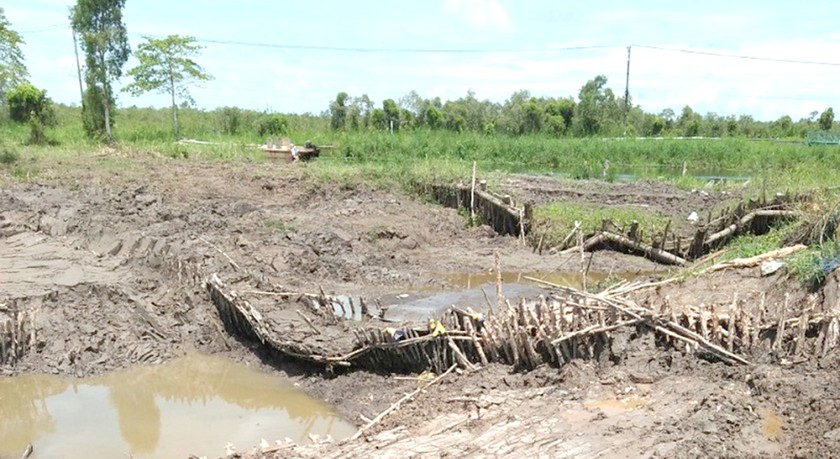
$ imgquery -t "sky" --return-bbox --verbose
[5,0,840,121]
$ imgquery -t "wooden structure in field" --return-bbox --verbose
[425,178,796,265]
[424,182,531,238]
[806,130,840,146]
[260,138,322,162]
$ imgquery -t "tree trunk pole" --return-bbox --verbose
[170,76,179,138]
[100,56,112,143]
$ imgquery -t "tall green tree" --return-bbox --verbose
[0,8,28,113]
[819,107,835,131]
[123,35,212,138]
[677,105,701,137]
[70,0,130,142]
[6,83,57,144]
[382,98,400,132]
[573,76,619,136]
[545,97,575,136]
[330,92,349,130]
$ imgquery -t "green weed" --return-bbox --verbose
[266,219,293,234]
[0,146,20,165]
[788,240,840,287]
[532,202,669,249]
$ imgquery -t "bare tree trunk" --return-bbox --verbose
[99,55,112,143]
[170,77,179,138]
[102,91,112,143]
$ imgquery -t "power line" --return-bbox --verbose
[18,24,67,33]
[191,38,619,54]
[634,44,840,67]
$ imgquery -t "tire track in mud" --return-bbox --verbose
[0,184,240,375]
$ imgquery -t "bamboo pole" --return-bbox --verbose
[448,337,477,370]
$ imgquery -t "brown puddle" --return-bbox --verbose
[0,353,356,459]
[762,409,785,440]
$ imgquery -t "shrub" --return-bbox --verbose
[0,144,20,165]
[256,114,288,137]
[6,83,57,144]
[788,240,840,287]
[215,107,242,135]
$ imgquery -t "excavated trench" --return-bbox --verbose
[2,166,840,458]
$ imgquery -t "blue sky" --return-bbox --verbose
[6,0,840,120]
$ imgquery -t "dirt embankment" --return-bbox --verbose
[1,160,599,376]
[2,158,839,458]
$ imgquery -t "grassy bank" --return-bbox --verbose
[5,104,840,191]
[4,108,840,289]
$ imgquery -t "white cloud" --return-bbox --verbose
[626,40,840,120]
[442,0,512,32]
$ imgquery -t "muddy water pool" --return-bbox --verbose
[0,352,355,459]
[330,271,649,323]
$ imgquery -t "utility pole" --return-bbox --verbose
[72,27,85,107]
[624,45,631,136]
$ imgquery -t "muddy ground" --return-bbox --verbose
[1,155,838,458]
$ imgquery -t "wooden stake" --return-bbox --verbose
[447,336,477,370]
[741,306,752,349]
[794,300,810,356]
[753,293,765,347]
[350,364,457,441]
[775,294,789,353]
[464,317,488,366]
[728,294,738,352]
[470,161,477,225]
[295,310,321,335]
[495,250,504,311]
[577,223,587,292]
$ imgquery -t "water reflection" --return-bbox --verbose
[0,353,356,459]
[441,271,625,290]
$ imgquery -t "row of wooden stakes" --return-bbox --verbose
[207,272,840,374]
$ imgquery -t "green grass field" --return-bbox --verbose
[4,104,840,191]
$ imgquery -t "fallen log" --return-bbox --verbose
[700,244,807,274]
[704,210,797,248]
[600,231,687,266]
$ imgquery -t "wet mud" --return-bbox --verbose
[1,159,839,458]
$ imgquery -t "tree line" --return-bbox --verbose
[328,76,836,140]
[1,1,217,144]
[1,3,836,145]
